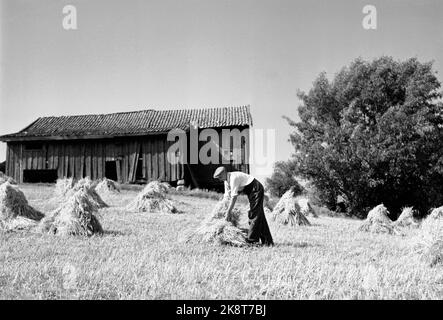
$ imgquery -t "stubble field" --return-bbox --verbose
[0,184,442,299]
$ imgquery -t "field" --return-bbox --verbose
[0,184,442,300]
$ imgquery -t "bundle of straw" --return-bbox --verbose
[413,206,443,266]
[296,196,318,218]
[54,177,108,209]
[182,193,247,246]
[207,193,242,226]
[161,182,172,191]
[272,189,310,226]
[95,178,121,197]
[0,172,17,185]
[54,177,76,198]
[394,207,419,228]
[358,204,402,235]
[0,182,44,231]
[428,206,443,219]
[126,181,177,213]
[185,220,247,246]
[38,188,103,236]
[275,202,310,227]
[271,189,295,216]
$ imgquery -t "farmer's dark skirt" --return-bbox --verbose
[242,179,274,246]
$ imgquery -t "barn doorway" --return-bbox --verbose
[135,155,144,182]
[23,169,58,183]
[105,161,118,181]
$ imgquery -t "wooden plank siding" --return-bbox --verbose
[58,144,64,178]
[19,144,23,183]
[85,144,91,178]
[13,145,20,180]
[3,127,252,185]
[145,140,152,181]
[5,145,10,176]
[152,138,158,180]
[158,139,165,181]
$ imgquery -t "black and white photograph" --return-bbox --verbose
[0,0,442,306]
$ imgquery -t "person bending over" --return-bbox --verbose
[213,167,274,246]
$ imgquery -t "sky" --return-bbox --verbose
[1,0,442,182]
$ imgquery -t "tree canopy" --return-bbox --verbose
[284,56,443,218]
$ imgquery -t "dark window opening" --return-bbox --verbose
[25,142,44,151]
[23,169,58,183]
[105,161,118,181]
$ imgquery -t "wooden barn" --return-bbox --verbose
[0,106,252,189]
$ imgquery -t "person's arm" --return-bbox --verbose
[226,195,238,222]
[224,181,230,196]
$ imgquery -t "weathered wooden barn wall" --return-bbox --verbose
[5,136,183,184]
[5,126,250,186]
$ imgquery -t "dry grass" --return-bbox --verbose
[0,184,442,299]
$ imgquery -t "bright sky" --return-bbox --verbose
[1,0,442,182]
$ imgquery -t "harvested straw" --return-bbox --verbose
[414,206,443,266]
[0,182,43,231]
[0,172,17,185]
[183,193,247,246]
[95,178,120,197]
[275,202,310,227]
[185,220,247,246]
[38,188,103,236]
[394,207,419,228]
[1,216,39,231]
[272,189,310,226]
[55,177,75,198]
[54,177,108,209]
[161,182,172,191]
[126,180,177,213]
[358,204,402,235]
[296,196,318,218]
[428,206,443,219]
[208,193,242,226]
[73,177,107,209]
[271,188,295,216]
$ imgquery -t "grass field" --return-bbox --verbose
[0,184,442,299]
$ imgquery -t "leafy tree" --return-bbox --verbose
[265,160,303,197]
[285,57,443,218]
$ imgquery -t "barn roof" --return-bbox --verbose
[0,106,252,141]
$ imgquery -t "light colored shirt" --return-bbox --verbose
[224,171,254,196]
